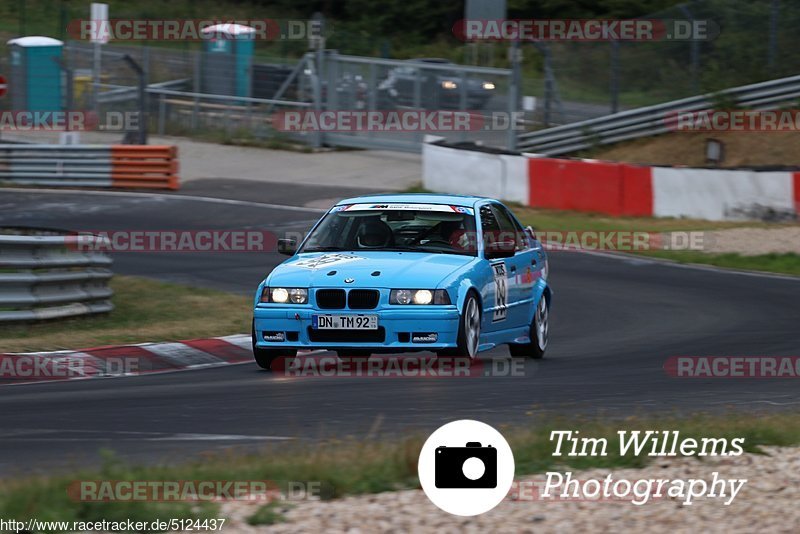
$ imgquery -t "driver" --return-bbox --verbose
[357,218,394,248]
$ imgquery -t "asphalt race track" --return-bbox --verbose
[1,185,799,475]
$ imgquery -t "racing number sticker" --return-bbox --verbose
[492,262,507,322]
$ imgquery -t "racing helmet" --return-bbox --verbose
[357,218,393,248]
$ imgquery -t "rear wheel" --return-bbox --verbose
[252,323,296,370]
[438,291,481,359]
[509,295,548,359]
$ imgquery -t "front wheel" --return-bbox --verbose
[252,323,296,370]
[438,291,481,359]
[509,295,548,359]
[253,348,296,370]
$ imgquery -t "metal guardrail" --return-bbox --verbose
[0,233,113,322]
[0,145,113,187]
[517,74,800,155]
[0,144,179,189]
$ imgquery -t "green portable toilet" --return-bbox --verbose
[7,36,64,112]
[200,24,255,98]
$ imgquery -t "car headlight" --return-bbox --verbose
[441,80,457,90]
[390,289,451,305]
[482,82,495,90]
[261,287,308,304]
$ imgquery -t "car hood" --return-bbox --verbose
[267,251,476,289]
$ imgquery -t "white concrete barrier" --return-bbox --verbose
[423,138,799,221]
[652,168,796,221]
[422,142,528,204]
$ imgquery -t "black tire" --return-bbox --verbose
[253,348,297,370]
[509,294,548,359]
[437,291,481,359]
[252,323,296,370]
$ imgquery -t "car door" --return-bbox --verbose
[488,203,534,329]
[493,204,539,326]
[478,203,517,333]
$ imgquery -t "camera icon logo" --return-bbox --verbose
[435,442,497,488]
[418,420,515,516]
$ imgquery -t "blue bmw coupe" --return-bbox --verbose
[252,194,551,369]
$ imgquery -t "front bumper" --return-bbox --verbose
[253,305,460,351]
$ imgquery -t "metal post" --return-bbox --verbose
[93,43,101,111]
[507,41,521,151]
[542,45,553,127]
[193,51,201,130]
[311,53,324,148]
[413,65,422,145]
[18,0,25,35]
[158,93,165,136]
[367,62,376,141]
[768,0,779,72]
[610,40,620,114]
[142,46,150,85]
[459,67,468,143]
[122,54,147,144]
[53,56,74,111]
[59,1,67,41]
[679,5,699,95]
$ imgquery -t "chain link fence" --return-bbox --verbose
[0,40,515,151]
[530,0,800,125]
[1,0,799,147]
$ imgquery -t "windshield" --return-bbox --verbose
[300,203,477,256]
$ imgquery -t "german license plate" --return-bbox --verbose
[312,314,378,330]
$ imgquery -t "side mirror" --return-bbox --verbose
[525,225,538,241]
[277,238,297,256]
[485,240,516,259]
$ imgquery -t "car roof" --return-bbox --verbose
[335,193,492,208]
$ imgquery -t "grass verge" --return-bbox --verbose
[2,412,800,530]
[510,206,779,233]
[0,276,251,353]
[511,207,800,276]
[637,251,800,277]
[248,502,292,526]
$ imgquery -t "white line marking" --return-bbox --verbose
[0,187,327,213]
